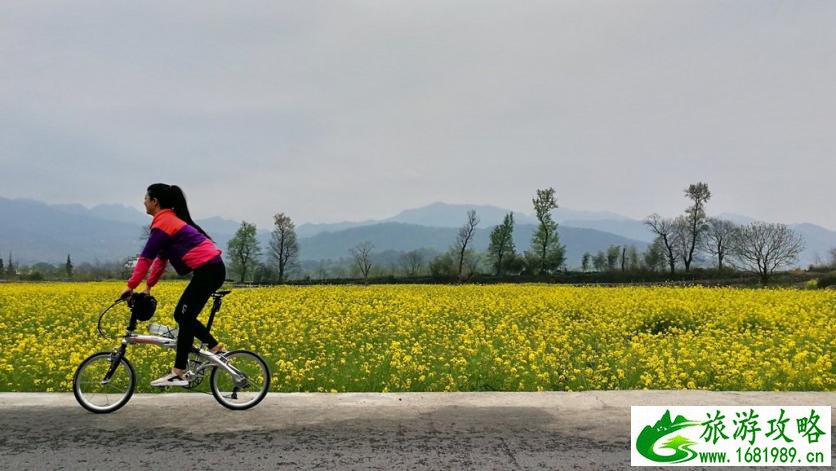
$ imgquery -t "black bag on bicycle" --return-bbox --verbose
[127,292,157,322]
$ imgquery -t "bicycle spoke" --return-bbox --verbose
[211,351,269,409]
[74,353,134,412]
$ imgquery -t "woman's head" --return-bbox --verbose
[145,183,213,240]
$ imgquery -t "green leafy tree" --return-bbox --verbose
[429,252,456,278]
[6,252,15,278]
[643,238,667,271]
[606,245,621,271]
[526,187,566,274]
[227,221,261,283]
[502,252,526,275]
[65,254,73,279]
[627,246,640,271]
[581,252,591,272]
[488,213,516,275]
[592,250,607,272]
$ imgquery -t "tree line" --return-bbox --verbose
[219,183,814,285]
[641,183,805,284]
[222,187,568,283]
[1,183,829,285]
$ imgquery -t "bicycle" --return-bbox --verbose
[73,289,270,413]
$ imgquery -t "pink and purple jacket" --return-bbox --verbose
[126,208,223,289]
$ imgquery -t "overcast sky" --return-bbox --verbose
[2,1,834,229]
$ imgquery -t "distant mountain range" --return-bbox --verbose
[1,196,834,268]
[293,202,630,238]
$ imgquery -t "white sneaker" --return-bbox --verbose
[150,372,188,387]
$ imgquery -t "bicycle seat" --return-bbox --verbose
[211,290,231,298]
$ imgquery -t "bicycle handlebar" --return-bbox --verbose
[97,298,127,338]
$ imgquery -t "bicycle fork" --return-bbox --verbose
[103,342,128,384]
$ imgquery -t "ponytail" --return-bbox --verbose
[147,183,213,241]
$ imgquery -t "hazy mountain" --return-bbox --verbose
[0,196,143,264]
[296,202,632,237]
[295,219,380,238]
[51,202,149,225]
[2,196,833,269]
[382,201,540,227]
[195,216,250,238]
[296,221,647,267]
[560,218,654,243]
[715,212,756,225]
[788,223,836,266]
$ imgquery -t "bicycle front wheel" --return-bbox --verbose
[73,351,136,414]
[210,350,270,410]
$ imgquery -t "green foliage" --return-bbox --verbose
[581,252,591,272]
[643,237,668,272]
[65,254,73,279]
[815,273,836,289]
[429,252,456,278]
[487,213,516,275]
[606,245,620,271]
[527,187,566,274]
[227,221,261,283]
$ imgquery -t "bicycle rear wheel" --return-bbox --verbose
[73,351,136,413]
[210,350,270,410]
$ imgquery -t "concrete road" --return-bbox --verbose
[0,391,833,470]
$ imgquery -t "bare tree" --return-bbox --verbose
[672,215,690,269]
[350,241,374,281]
[644,214,678,274]
[730,222,804,285]
[315,261,329,280]
[453,210,480,279]
[680,182,711,271]
[268,212,299,283]
[829,247,836,268]
[399,250,424,277]
[702,218,736,271]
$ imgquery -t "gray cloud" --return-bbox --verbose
[2,0,834,229]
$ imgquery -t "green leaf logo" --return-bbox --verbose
[636,410,701,463]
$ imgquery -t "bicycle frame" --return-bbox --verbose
[102,293,246,387]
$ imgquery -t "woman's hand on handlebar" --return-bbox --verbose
[119,287,133,301]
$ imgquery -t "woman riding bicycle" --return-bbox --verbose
[119,183,227,387]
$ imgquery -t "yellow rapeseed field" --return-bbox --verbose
[0,282,833,393]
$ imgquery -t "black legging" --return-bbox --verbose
[173,261,226,369]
